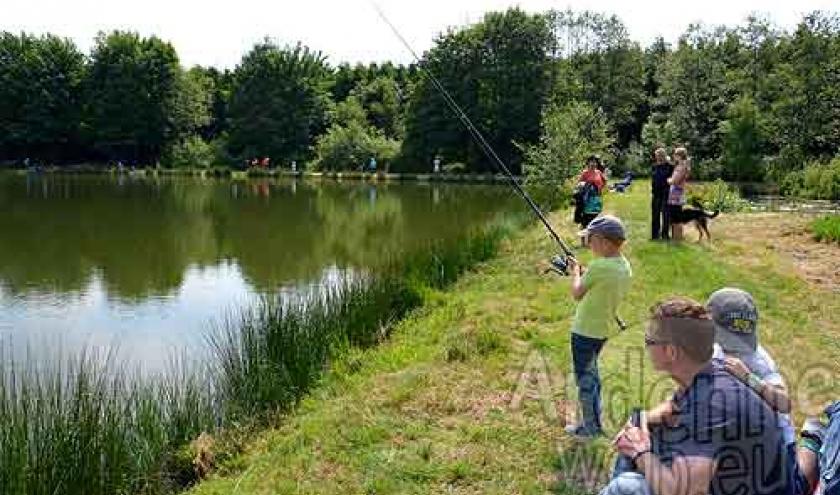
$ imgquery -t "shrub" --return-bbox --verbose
[164,135,216,169]
[812,215,840,244]
[688,179,749,212]
[780,158,840,200]
[313,121,399,172]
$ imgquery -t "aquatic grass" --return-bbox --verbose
[0,347,217,495]
[209,217,520,419]
[812,215,840,243]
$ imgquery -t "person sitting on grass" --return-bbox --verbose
[705,287,813,495]
[708,289,840,495]
[600,296,790,495]
[564,215,633,441]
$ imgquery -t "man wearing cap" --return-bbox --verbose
[564,215,632,440]
[600,296,790,495]
[708,288,817,495]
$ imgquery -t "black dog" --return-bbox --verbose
[669,201,720,241]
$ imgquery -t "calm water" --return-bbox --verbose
[0,174,522,369]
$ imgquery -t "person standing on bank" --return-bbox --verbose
[667,147,691,241]
[574,155,607,248]
[565,215,633,441]
[651,148,673,240]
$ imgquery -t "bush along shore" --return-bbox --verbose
[0,213,526,495]
[812,215,840,244]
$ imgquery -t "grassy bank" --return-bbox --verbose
[812,215,840,244]
[185,183,839,495]
[0,216,522,495]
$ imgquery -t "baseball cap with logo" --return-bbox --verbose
[705,288,758,355]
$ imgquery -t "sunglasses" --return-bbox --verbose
[644,335,669,347]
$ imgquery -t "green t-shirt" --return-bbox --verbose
[572,255,633,339]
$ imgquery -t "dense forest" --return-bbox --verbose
[1,8,839,197]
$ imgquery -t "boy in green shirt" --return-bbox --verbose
[565,215,633,440]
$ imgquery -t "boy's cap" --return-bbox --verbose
[705,288,758,354]
[578,215,626,240]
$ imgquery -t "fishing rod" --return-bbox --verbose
[369,3,574,265]
[371,3,627,330]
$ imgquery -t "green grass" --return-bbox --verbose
[812,215,840,243]
[186,182,840,495]
[0,217,519,495]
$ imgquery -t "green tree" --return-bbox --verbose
[652,25,733,160]
[719,96,765,181]
[771,12,840,162]
[86,31,203,163]
[523,101,614,207]
[227,40,331,164]
[313,97,399,171]
[352,76,405,139]
[548,10,647,147]
[0,33,86,162]
[400,8,553,174]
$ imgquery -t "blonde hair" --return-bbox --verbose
[673,147,690,165]
[654,148,668,161]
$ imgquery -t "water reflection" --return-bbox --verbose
[0,174,521,368]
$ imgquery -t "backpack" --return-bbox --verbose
[582,182,603,214]
[818,401,840,495]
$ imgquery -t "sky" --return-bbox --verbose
[3,0,838,68]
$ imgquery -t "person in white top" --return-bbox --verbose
[707,287,814,495]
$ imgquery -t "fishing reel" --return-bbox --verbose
[544,254,573,277]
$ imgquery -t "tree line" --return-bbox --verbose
[1,8,839,194]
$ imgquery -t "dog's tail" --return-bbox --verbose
[706,210,720,219]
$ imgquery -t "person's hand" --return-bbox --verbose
[566,257,581,275]
[648,400,679,428]
[614,425,652,459]
[724,356,751,381]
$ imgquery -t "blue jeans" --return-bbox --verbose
[571,332,607,432]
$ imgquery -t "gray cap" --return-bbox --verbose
[705,288,758,354]
[578,215,626,241]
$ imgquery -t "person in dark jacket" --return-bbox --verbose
[651,148,674,240]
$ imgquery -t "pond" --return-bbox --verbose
[0,174,523,370]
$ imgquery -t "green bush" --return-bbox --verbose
[812,215,840,244]
[688,179,749,213]
[780,158,840,200]
[164,135,216,169]
[690,159,724,182]
[312,121,400,172]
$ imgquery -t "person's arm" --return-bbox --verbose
[668,164,686,185]
[568,258,588,301]
[617,425,716,495]
[724,357,792,414]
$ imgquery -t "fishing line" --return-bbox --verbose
[369,2,627,330]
